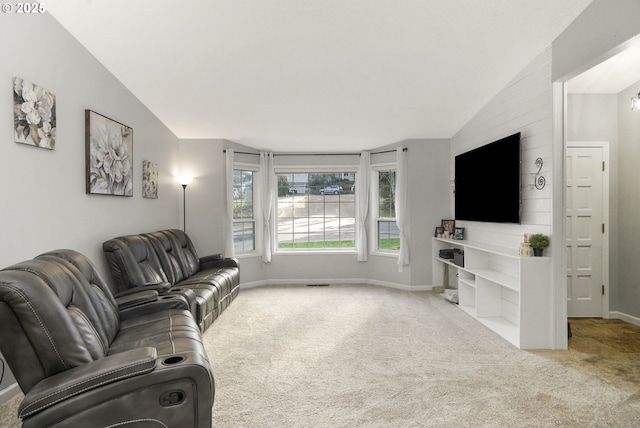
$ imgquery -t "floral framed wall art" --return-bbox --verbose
[13,77,57,149]
[142,160,158,199]
[85,110,133,196]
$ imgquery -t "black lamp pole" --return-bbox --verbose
[182,183,188,232]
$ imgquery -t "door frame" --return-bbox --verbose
[566,141,610,319]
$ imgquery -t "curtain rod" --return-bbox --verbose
[223,148,407,156]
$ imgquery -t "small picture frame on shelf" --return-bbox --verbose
[453,227,465,240]
[441,219,455,234]
[434,226,444,238]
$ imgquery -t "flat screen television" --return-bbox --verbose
[454,132,521,224]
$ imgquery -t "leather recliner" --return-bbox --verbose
[103,229,240,332]
[0,249,214,427]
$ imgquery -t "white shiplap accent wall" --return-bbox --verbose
[450,47,554,253]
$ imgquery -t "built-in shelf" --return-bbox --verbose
[468,268,519,291]
[432,237,552,349]
[458,278,476,288]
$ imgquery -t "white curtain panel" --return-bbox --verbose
[260,152,275,263]
[223,148,235,258]
[355,151,371,261]
[396,147,409,270]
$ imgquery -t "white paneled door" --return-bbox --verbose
[566,146,606,317]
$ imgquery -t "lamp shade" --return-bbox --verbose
[177,176,193,186]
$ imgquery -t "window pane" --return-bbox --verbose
[340,199,356,217]
[378,220,400,250]
[340,217,356,246]
[293,202,309,217]
[378,170,396,218]
[324,202,340,217]
[233,170,253,219]
[276,172,355,250]
[376,169,398,252]
[233,221,255,253]
[278,233,294,246]
[294,218,310,234]
[233,169,255,254]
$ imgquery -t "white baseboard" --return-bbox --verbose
[365,279,432,291]
[609,311,640,327]
[240,278,433,291]
[0,382,20,404]
[239,279,270,289]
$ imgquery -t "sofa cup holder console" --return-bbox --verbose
[162,355,185,365]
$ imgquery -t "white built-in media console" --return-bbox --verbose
[432,238,552,349]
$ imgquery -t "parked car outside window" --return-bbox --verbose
[319,186,343,195]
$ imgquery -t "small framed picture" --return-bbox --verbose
[434,226,444,238]
[453,227,465,240]
[441,219,455,234]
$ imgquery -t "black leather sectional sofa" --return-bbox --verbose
[0,230,240,426]
[0,249,214,427]
[103,229,240,332]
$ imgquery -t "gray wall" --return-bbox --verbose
[617,82,640,318]
[0,13,181,271]
[178,138,450,288]
[0,13,181,401]
[567,94,620,313]
[553,0,640,322]
[567,95,619,143]
[569,86,640,320]
[177,139,226,256]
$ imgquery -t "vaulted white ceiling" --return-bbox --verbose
[48,0,593,152]
[567,43,640,94]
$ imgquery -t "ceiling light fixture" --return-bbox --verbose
[632,92,640,111]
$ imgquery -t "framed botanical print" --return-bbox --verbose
[142,160,158,199]
[85,110,133,196]
[13,77,57,149]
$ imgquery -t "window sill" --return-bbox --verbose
[234,251,261,259]
[274,249,357,256]
[371,250,399,258]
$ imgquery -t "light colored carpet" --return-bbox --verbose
[204,285,640,427]
[2,284,640,427]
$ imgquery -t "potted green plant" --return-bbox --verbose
[528,234,549,257]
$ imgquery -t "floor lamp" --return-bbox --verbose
[177,176,193,231]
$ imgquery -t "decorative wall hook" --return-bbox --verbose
[534,157,545,190]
